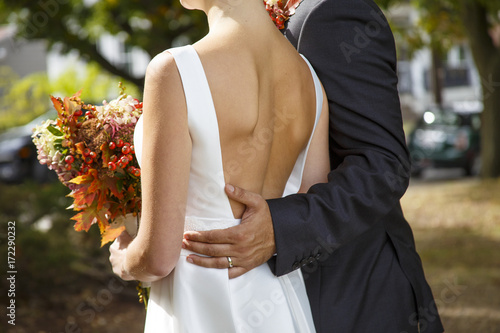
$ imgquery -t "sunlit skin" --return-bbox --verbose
[109,0,329,281]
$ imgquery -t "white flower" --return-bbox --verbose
[95,95,142,126]
[266,0,280,5]
[32,119,64,167]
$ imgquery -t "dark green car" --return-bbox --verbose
[407,104,481,177]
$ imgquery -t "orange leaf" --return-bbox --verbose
[101,143,112,167]
[71,211,95,232]
[71,204,109,232]
[88,177,102,193]
[84,191,97,207]
[69,173,94,185]
[75,142,86,156]
[69,190,88,208]
[100,225,126,247]
[50,96,64,117]
[106,177,123,200]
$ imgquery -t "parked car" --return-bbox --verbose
[0,111,57,183]
[407,102,482,177]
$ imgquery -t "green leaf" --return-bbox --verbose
[54,138,64,151]
[116,179,123,193]
[47,125,64,137]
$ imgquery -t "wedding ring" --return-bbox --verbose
[227,256,234,268]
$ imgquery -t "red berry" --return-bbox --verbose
[74,109,83,117]
[109,142,116,150]
[134,169,141,177]
[65,155,75,164]
[89,151,97,159]
[116,139,124,148]
[127,166,135,174]
[130,145,135,154]
[110,155,118,163]
[108,162,117,171]
[85,110,93,118]
[81,166,89,174]
[83,148,91,157]
[65,164,72,171]
[122,145,131,155]
[85,156,93,164]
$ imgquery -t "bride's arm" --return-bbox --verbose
[113,52,192,282]
[298,87,330,193]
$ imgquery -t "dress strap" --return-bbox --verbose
[167,46,215,116]
[283,55,324,196]
[167,45,235,219]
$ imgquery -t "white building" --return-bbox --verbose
[387,4,482,114]
[0,26,47,77]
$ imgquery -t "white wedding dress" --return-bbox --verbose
[134,45,322,333]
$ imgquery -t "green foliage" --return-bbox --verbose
[0,181,71,223]
[0,0,208,87]
[376,0,500,52]
[0,181,109,307]
[376,0,465,54]
[412,0,464,51]
[0,182,76,302]
[0,62,140,131]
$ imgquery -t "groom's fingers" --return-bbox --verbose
[225,184,261,209]
[182,238,232,258]
[184,225,241,245]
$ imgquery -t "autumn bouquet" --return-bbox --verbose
[32,84,143,247]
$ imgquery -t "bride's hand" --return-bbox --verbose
[182,184,276,279]
[109,231,135,281]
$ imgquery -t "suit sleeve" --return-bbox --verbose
[267,0,411,276]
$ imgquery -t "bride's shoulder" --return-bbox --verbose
[145,50,178,81]
[143,49,186,117]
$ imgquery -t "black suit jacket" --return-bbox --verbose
[267,0,444,332]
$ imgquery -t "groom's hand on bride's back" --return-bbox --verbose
[183,184,276,279]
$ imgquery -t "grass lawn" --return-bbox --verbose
[2,177,499,332]
[402,177,500,332]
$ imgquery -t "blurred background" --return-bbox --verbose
[0,0,499,332]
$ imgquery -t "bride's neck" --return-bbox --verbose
[204,1,278,39]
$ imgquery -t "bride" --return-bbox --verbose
[109,0,329,331]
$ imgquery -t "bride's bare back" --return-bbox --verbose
[193,25,326,217]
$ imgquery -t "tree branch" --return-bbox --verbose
[55,22,145,90]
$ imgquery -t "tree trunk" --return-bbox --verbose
[431,47,444,107]
[479,58,500,178]
[459,0,500,178]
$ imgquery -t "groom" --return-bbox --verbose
[183,0,444,332]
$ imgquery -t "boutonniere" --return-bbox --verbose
[264,0,303,30]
